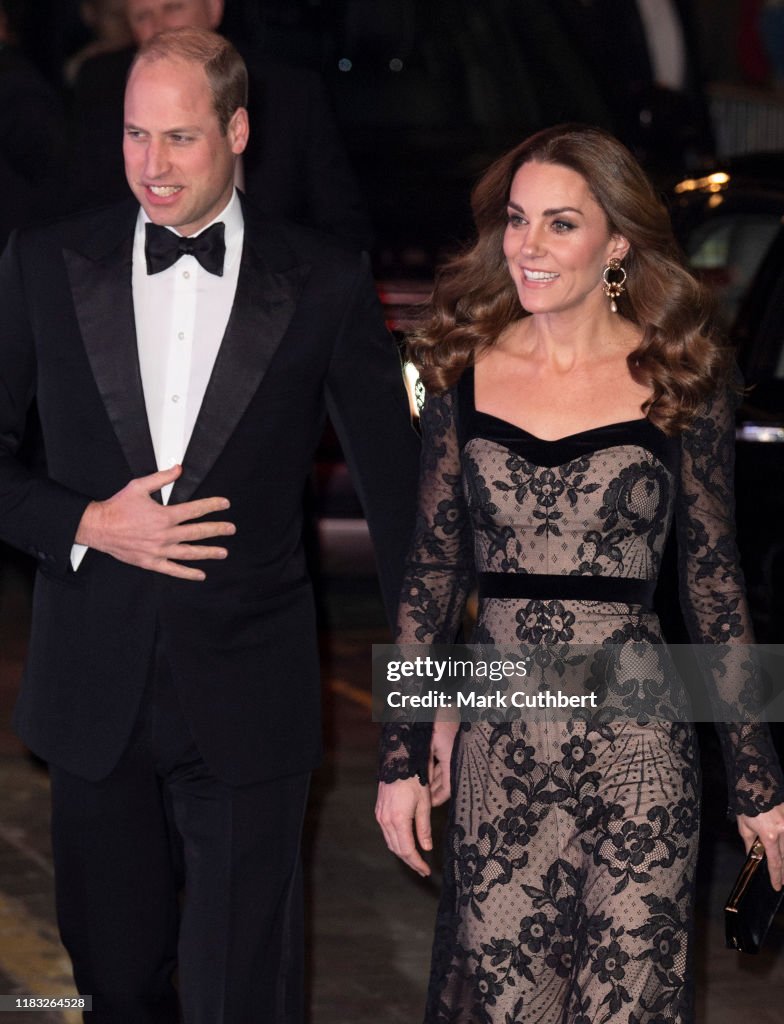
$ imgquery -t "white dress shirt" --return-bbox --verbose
[71,189,244,569]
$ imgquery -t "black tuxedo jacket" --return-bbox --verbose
[0,197,419,784]
[68,48,372,248]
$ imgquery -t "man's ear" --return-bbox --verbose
[228,107,249,155]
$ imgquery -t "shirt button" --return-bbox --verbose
[183,270,190,279]
[178,331,185,340]
[171,394,180,403]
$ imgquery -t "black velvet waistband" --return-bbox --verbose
[477,572,656,608]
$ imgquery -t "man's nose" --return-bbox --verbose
[144,141,170,179]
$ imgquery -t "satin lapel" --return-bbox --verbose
[170,236,311,504]
[64,232,158,482]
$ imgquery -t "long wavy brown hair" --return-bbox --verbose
[409,124,731,433]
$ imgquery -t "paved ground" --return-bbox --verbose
[0,551,782,1022]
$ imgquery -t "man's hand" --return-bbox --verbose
[75,465,235,581]
[375,777,432,877]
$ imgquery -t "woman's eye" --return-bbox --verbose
[552,220,575,232]
[507,213,525,227]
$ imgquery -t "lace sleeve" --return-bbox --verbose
[378,386,474,785]
[675,381,784,817]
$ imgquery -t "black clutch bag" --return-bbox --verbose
[725,838,784,953]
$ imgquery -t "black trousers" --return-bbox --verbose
[48,652,311,1023]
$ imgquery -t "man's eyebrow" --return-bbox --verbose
[123,123,203,133]
[507,200,584,217]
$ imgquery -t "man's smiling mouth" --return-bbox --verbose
[147,185,183,197]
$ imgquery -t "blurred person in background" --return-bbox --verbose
[63,0,133,86]
[0,0,66,251]
[548,0,715,173]
[376,123,784,1023]
[68,0,372,247]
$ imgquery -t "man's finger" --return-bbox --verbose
[135,464,183,492]
[170,495,232,522]
[171,520,236,542]
[167,544,229,561]
[155,560,207,582]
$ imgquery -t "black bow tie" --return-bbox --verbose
[145,221,226,276]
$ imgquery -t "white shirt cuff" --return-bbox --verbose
[70,543,88,571]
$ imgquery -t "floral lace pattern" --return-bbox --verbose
[378,370,784,1022]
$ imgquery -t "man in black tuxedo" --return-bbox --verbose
[0,27,418,1022]
[68,0,372,248]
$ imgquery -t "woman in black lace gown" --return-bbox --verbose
[375,125,784,1024]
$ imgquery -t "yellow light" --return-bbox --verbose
[674,171,730,194]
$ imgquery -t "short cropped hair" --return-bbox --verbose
[130,27,248,134]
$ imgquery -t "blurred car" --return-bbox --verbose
[670,154,784,639]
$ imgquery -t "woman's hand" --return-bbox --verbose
[375,777,433,877]
[429,718,460,807]
[736,803,784,890]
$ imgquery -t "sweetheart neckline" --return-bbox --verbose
[472,407,651,444]
[465,365,652,444]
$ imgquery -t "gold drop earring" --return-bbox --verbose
[602,258,627,313]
